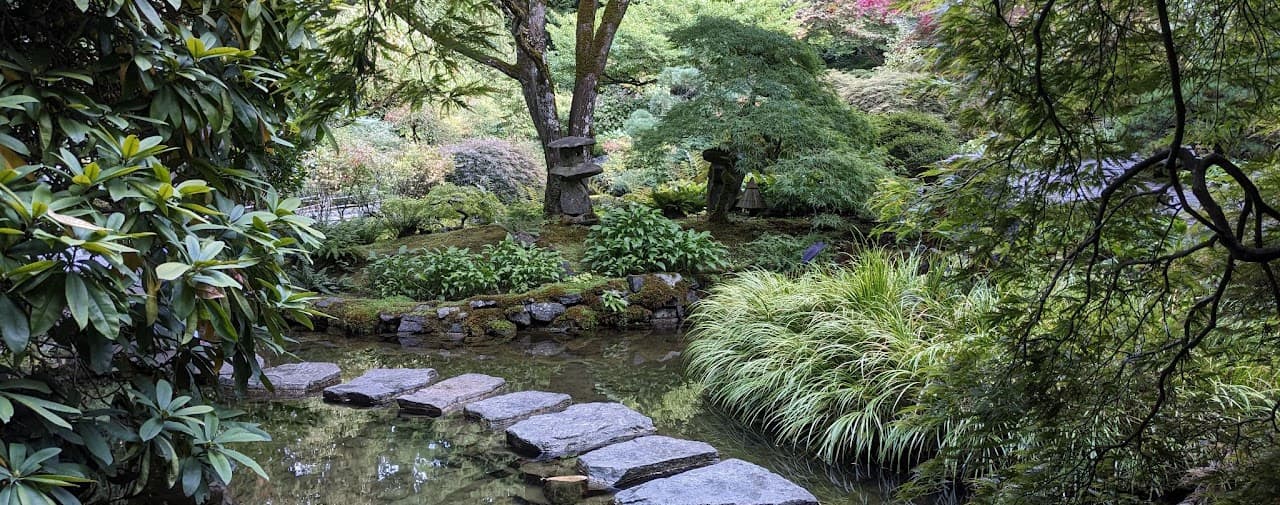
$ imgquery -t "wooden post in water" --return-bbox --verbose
[544,475,588,505]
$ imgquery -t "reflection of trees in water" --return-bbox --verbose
[232,399,527,504]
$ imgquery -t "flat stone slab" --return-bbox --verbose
[323,368,438,406]
[578,436,719,491]
[464,391,573,429]
[613,459,819,505]
[395,373,507,416]
[218,362,340,399]
[506,403,656,459]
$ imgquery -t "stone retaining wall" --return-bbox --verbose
[311,273,701,343]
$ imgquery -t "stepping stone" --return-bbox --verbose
[218,362,340,399]
[577,436,719,491]
[612,459,819,505]
[506,403,656,459]
[395,373,507,416]
[464,391,573,429]
[323,368,438,406]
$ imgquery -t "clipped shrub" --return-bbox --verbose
[583,204,729,276]
[441,138,544,202]
[734,233,836,273]
[366,247,496,300]
[421,182,504,228]
[648,180,706,217]
[685,251,997,466]
[485,237,566,293]
[873,111,960,176]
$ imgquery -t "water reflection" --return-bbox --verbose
[228,331,893,504]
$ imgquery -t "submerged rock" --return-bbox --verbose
[506,403,656,459]
[395,373,507,416]
[612,459,818,505]
[323,368,438,406]
[578,436,718,491]
[464,391,573,429]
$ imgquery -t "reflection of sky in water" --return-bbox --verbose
[228,331,894,504]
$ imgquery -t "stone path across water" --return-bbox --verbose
[396,373,507,416]
[322,368,438,406]
[465,391,573,429]
[257,362,820,504]
[507,403,657,460]
[577,435,719,491]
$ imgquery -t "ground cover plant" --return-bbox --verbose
[582,204,728,276]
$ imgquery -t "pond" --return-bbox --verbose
[227,331,898,504]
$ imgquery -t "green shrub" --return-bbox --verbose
[313,218,386,268]
[648,180,706,217]
[381,143,454,197]
[366,247,496,300]
[496,198,546,236]
[763,149,892,217]
[379,197,441,238]
[873,111,959,177]
[367,238,566,299]
[686,251,998,466]
[583,204,729,276]
[733,233,835,273]
[441,138,544,203]
[485,237,566,293]
[421,182,505,228]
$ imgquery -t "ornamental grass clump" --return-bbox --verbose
[685,250,997,467]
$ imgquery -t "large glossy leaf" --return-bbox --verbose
[0,295,30,353]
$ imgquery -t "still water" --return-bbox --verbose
[228,331,894,504]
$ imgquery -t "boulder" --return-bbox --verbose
[323,368,438,406]
[557,293,584,306]
[395,373,507,416]
[396,315,427,334]
[626,275,645,293]
[506,403,656,459]
[508,308,533,327]
[529,302,567,323]
[654,273,682,288]
[437,306,460,319]
[612,459,818,505]
[578,436,718,491]
[464,391,573,429]
[219,362,339,399]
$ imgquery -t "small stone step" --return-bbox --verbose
[612,459,819,505]
[506,403,656,459]
[395,373,507,416]
[323,368,438,406]
[577,436,719,491]
[219,362,340,399]
[464,391,573,429]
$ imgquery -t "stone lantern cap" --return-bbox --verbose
[550,162,604,180]
[547,136,596,149]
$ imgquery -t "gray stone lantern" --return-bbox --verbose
[547,136,602,224]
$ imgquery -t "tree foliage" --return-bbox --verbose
[0,0,335,502]
[634,17,888,219]
[872,0,1280,500]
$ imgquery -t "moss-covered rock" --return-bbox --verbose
[560,305,599,331]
